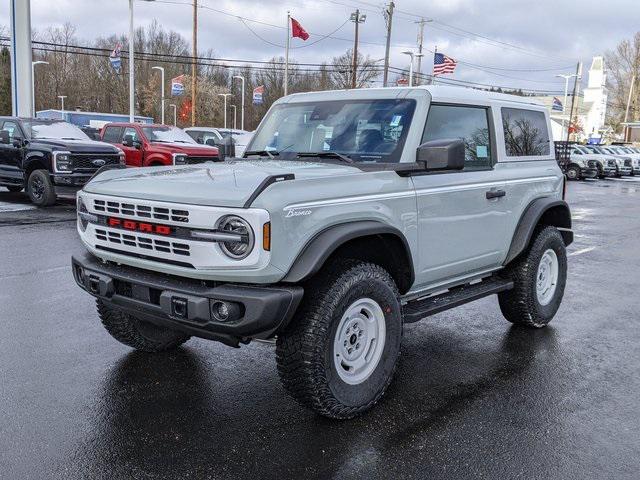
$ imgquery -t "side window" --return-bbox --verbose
[501,108,550,157]
[422,104,493,170]
[123,127,138,142]
[2,121,20,140]
[102,126,122,143]
[571,149,581,155]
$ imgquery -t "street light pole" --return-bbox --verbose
[233,75,245,131]
[129,0,156,123]
[401,51,422,87]
[169,104,177,126]
[58,95,67,120]
[231,105,237,131]
[31,60,48,116]
[556,73,579,139]
[152,66,165,124]
[218,93,232,129]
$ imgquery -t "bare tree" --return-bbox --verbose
[330,49,379,89]
[606,33,640,130]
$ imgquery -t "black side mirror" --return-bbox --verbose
[133,140,142,150]
[122,135,134,147]
[205,138,217,147]
[416,138,465,171]
[0,130,10,145]
[12,136,23,147]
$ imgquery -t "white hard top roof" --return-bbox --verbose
[281,85,544,108]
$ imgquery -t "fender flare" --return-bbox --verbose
[144,154,169,167]
[281,220,415,287]
[23,153,49,178]
[504,197,572,265]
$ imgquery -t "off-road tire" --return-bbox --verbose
[6,185,23,193]
[27,169,56,206]
[97,300,190,352]
[276,260,403,419]
[565,165,580,181]
[498,226,567,328]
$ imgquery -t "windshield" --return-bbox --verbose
[23,120,90,141]
[142,126,197,144]
[247,99,416,163]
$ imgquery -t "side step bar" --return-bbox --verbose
[403,277,514,324]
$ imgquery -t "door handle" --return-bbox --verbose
[486,189,506,199]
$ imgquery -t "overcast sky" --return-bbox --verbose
[2,0,639,92]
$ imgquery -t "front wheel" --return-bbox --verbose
[97,300,191,352]
[276,260,403,419]
[27,169,56,206]
[498,226,567,328]
[565,165,580,181]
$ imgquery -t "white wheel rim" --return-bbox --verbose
[333,298,386,385]
[536,249,559,306]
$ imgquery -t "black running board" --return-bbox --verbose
[403,277,513,323]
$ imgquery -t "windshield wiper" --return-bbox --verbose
[297,151,354,163]
[244,150,279,159]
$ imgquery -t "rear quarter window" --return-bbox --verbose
[501,107,550,157]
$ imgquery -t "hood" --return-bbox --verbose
[31,138,120,153]
[84,159,362,207]
[150,142,218,155]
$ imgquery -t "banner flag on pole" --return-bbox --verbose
[253,85,265,105]
[552,97,563,111]
[171,75,185,96]
[291,18,309,40]
[109,43,122,74]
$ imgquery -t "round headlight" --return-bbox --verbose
[217,215,254,259]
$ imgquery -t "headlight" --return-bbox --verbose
[54,151,72,172]
[216,215,254,259]
[173,153,188,165]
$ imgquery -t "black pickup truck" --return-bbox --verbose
[0,117,124,206]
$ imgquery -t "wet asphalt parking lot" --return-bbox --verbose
[1,179,639,480]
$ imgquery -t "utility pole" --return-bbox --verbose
[623,74,635,141]
[350,10,366,89]
[566,62,582,144]
[191,0,197,126]
[284,11,290,96]
[382,2,394,87]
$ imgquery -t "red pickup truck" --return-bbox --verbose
[99,123,219,167]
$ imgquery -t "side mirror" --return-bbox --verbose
[122,135,134,147]
[12,136,23,148]
[205,138,217,147]
[133,140,142,150]
[0,130,10,144]
[416,138,465,171]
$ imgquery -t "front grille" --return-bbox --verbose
[186,156,217,164]
[71,154,121,171]
[93,199,190,223]
[624,159,632,167]
[95,228,191,256]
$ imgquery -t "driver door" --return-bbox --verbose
[120,126,144,167]
[0,120,25,182]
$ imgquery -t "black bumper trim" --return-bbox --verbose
[72,254,303,346]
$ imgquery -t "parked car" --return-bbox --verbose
[0,117,124,206]
[100,123,219,167]
[609,146,640,175]
[80,126,102,141]
[582,145,623,178]
[565,145,599,180]
[597,146,633,176]
[233,131,254,157]
[72,86,572,419]
[184,127,253,157]
[183,126,224,146]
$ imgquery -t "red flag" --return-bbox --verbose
[291,17,309,41]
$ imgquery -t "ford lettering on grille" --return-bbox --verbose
[107,217,172,235]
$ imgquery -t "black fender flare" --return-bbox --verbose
[23,153,49,179]
[281,220,415,287]
[504,198,572,265]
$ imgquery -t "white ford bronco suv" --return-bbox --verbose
[72,86,572,419]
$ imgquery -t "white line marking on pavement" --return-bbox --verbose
[0,201,36,213]
[569,246,596,257]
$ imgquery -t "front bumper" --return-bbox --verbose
[52,173,92,194]
[618,167,633,176]
[72,254,303,347]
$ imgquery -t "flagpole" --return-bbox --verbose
[284,11,290,96]
[431,45,437,85]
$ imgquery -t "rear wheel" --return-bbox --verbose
[498,226,567,328]
[27,169,56,206]
[276,260,402,419]
[97,300,191,352]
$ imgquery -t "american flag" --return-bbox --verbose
[433,52,457,75]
